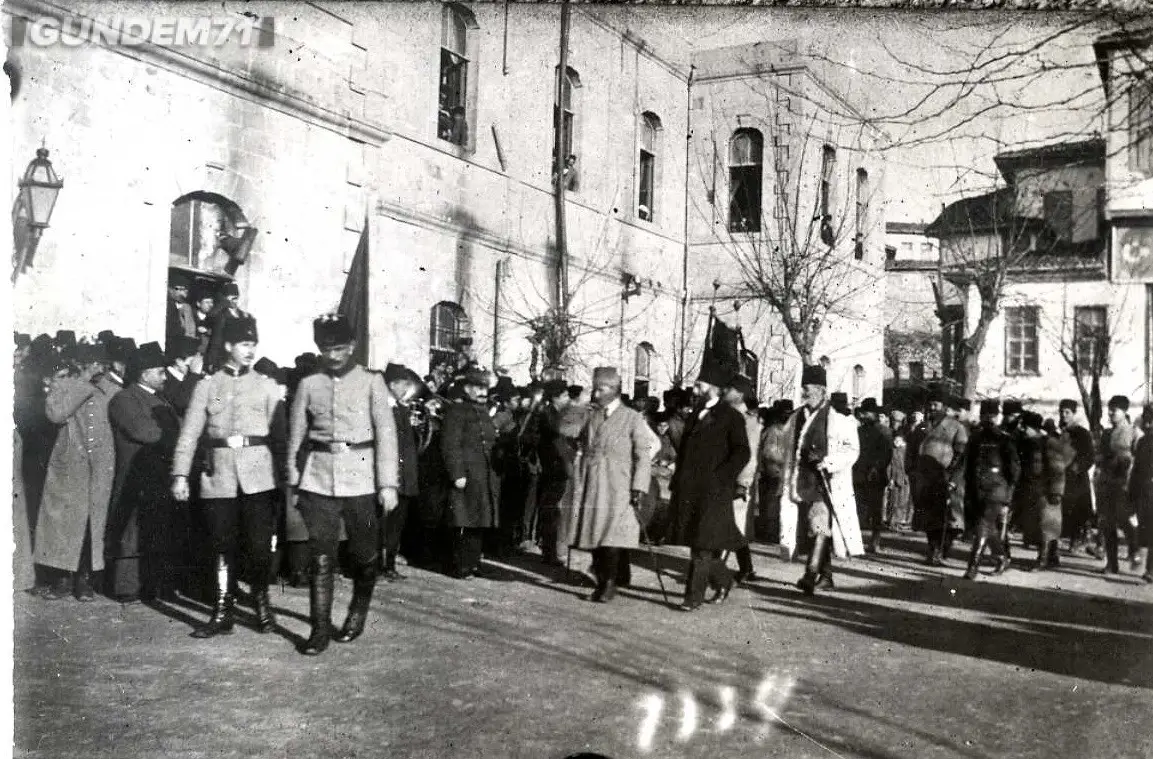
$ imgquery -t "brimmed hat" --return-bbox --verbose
[313,313,354,348]
[131,342,167,372]
[858,397,881,413]
[800,364,826,387]
[726,373,755,402]
[1108,395,1130,412]
[222,315,259,344]
[542,379,569,399]
[165,335,200,361]
[592,367,621,385]
[489,375,515,402]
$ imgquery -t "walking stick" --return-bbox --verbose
[631,499,670,605]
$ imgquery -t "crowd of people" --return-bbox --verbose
[12,297,1153,655]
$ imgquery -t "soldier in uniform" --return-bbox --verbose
[912,392,969,566]
[963,400,1020,580]
[286,314,399,656]
[171,315,287,639]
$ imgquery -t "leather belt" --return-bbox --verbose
[307,440,374,454]
[206,435,270,449]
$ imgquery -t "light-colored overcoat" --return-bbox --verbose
[777,403,864,559]
[573,402,654,549]
[34,374,120,572]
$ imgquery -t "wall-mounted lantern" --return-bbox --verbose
[12,146,63,282]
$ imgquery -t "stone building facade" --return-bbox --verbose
[7,1,886,400]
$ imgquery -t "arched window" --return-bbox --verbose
[633,341,655,400]
[820,145,836,220]
[729,128,763,233]
[169,191,254,276]
[438,4,477,148]
[554,67,581,190]
[852,364,865,403]
[429,301,471,371]
[638,112,661,222]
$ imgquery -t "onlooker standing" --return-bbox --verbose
[1058,399,1096,552]
[1097,395,1139,574]
[723,374,762,584]
[1019,411,1071,571]
[441,369,502,579]
[912,393,968,566]
[33,342,119,601]
[1128,405,1153,584]
[964,400,1020,580]
[756,400,792,545]
[382,363,424,580]
[853,398,892,554]
[885,409,913,530]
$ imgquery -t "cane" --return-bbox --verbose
[631,499,670,606]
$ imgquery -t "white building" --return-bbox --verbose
[6,1,888,402]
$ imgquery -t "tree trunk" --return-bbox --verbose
[959,310,995,398]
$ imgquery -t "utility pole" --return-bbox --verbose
[553,0,571,322]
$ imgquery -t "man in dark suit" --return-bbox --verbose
[166,280,197,342]
[106,342,184,603]
[161,335,203,416]
[441,369,502,579]
[666,361,751,611]
[382,363,423,580]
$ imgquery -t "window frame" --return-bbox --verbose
[1004,306,1041,376]
[437,4,478,151]
[728,128,764,234]
[1073,305,1108,375]
[429,301,471,365]
[553,66,582,187]
[819,145,836,220]
[854,168,869,260]
[1130,79,1153,174]
[637,112,661,223]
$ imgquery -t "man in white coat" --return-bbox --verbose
[777,364,863,595]
[573,367,654,603]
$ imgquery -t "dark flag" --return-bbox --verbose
[338,223,370,366]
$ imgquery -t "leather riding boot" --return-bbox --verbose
[964,538,987,580]
[335,562,378,643]
[798,535,829,595]
[252,585,276,633]
[814,540,835,590]
[192,555,235,638]
[302,555,335,655]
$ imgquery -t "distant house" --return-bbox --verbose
[925,135,1143,418]
[883,221,947,395]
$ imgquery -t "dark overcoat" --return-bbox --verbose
[392,399,420,498]
[105,384,184,597]
[441,400,502,529]
[666,402,751,551]
[161,368,201,417]
[1061,424,1095,535]
[34,374,120,572]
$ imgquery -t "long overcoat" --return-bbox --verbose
[105,384,183,596]
[776,403,864,559]
[573,403,654,549]
[441,399,502,529]
[34,374,120,572]
[666,402,751,551]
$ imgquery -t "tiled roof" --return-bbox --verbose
[886,221,928,235]
[925,189,1014,238]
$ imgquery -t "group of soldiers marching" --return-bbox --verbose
[14,307,1153,656]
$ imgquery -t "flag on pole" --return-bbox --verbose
[338,223,370,367]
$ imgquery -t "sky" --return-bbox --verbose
[627,7,1110,224]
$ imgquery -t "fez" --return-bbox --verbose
[108,337,137,362]
[219,281,240,298]
[30,333,52,356]
[132,342,167,372]
[592,366,621,386]
[490,375,515,401]
[800,364,827,388]
[858,397,881,414]
[830,391,850,411]
[697,359,733,389]
[313,313,354,348]
[1108,395,1130,412]
[776,399,795,415]
[1002,399,1023,416]
[979,399,1000,416]
[14,332,31,349]
[76,341,110,365]
[222,315,259,344]
[1058,399,1078,413]
[946,395,965,411]
[165,335,200,361]
[54,330,77,350]
[253,357,279,377]
[97,330,116,343]
[567,384,584,400]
